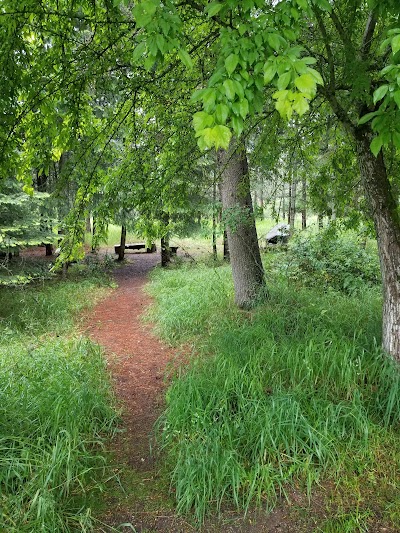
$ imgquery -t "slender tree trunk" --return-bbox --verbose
[282,185,286,220]
[288,179,297,232]
[218,140,266,308]
[302,179,307,230]
[45,243,53,256]
[318,214,323,229]
[161,213,171,267]
[91,218,97,253]
[355,128,400,361]
[86,214,92,233]
[212,181,217,261]
[223,230,230,261]
[118,225,126,261]
[258,177,264,219]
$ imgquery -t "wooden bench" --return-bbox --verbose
[114,243,157,254]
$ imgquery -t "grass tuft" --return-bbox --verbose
[149,263,400,524]
[0,272,117,532]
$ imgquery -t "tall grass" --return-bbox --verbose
[148,263,400,523]
[0,274,117,531]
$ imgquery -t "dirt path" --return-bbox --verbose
[83,252,314,532]
[85,253,170,469]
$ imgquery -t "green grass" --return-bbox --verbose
[0,270,117,532]
[148,262,400,526]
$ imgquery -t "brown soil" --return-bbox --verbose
[85,252,168,471]
[80,251,314,532]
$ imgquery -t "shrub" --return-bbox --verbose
[273,228,381,294]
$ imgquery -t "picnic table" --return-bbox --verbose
[114,242,157,254]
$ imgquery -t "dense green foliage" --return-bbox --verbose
[0,274,117,532]
[149,263,399,524]
[0,179,56,254]
[274,229,381,294]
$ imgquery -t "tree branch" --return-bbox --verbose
[360,11,377,59]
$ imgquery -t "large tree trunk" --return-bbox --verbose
[355,128,400,361]
[218,140,266,308]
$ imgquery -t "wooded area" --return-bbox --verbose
[1,0,400,531]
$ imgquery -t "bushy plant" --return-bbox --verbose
[273,228,381,294]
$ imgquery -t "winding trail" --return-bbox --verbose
[83,252,316,532]
[85,253,171,473]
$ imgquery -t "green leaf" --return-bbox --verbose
[243,0,255,11]
[263,62,277,84]
[223,79,236,100]
[296,0,308,9]
[302,56,317,65]
[202,88,217,112]
[156,33,166,53]
[132,1,157,27]
[178,49,193,69]
[231,115,244,136]
[277,71,292,90]
[358,111,379,125]
[193,111,214,131]
[205,2,223,17]
[393,131,400,150]
[212,125,232,149]
[202,125,232,149]
[239,98,249,119]
[208,69,224,87]
[294,73,316,94]
[144,54,156,70]
[190,89,204,103]
[307,68,324,85]
[292,94,309,115]
[275,98,293,120]
[232,80,244,99]
[215,103,229,124]
[394,91,400,109]
[314,0,332,12]
[392,34,400,55]
[370,136,383,157]
[132,41,146,62]
[267,33,282,52]
[225,54,239,75]
[373,85,389,104]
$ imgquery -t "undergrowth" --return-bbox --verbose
[0,272,117,532]
[148,263,400,527]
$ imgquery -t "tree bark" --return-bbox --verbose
[212,180,217,261]
[161,213,171,267]
[355,128,400,361]
[118,225,126,261]
[288,178,297,232]
[301,179,307,230]
[218,140,266,308]
[161,235,171,267]
[223,230,230,261]
[91,218,97,253]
